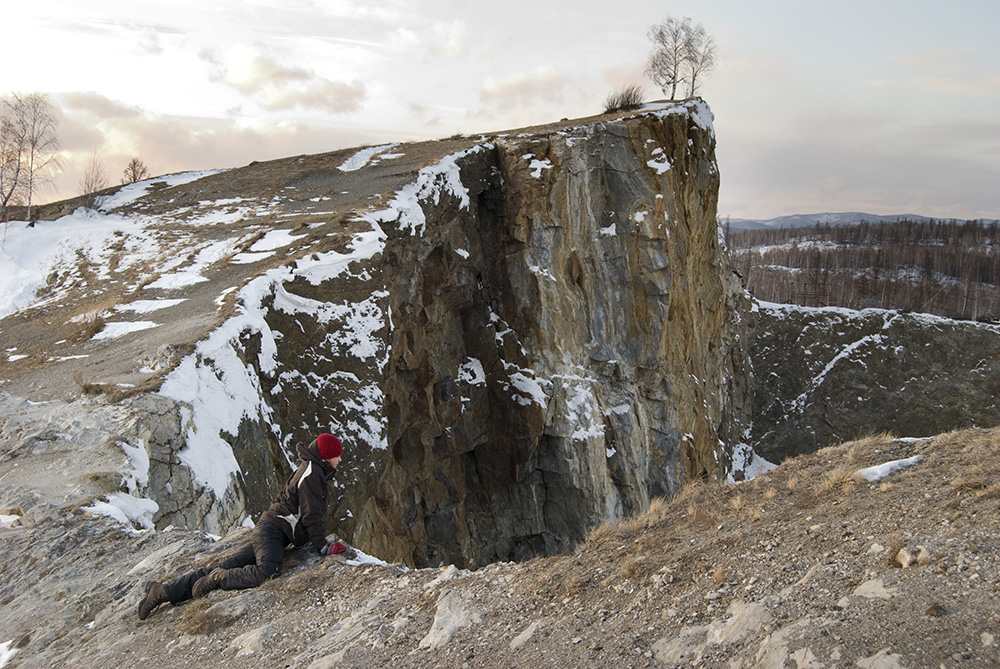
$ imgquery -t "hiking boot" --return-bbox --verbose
[138,581,168,620]
[192,568,226,598]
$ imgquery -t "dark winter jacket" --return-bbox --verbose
[258,440,336,553]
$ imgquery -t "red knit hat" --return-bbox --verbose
[317,433,343,459]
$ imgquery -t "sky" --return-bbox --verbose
[6,0,1000,220]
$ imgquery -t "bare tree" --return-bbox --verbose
[14,93,61,223]
[121,157,150,185]
[1,92,63,226]
[685,26,717,98]
[646,16,694,100]
[646,15,717,100]
[79,150,109,208]
[0,115,21,246]
[0,101,25,222]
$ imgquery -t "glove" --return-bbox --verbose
[321,541,347,556]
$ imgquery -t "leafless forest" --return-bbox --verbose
[725,219,1000,321]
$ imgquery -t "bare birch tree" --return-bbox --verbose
[685,26,717,98]
[0,102,25,222]
[121,157,150,184]
[79,150,109,208]
[646,15,717,100]
[1,93,62,225]
[14,93,61,223]
[646,16,694,100]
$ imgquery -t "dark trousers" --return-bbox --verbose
[163,520,288,603]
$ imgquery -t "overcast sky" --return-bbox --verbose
[8,0,1000,220]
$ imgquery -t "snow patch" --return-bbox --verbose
[359,144,490,236]
[647,147,671,174]
[115,299,186,314]
[84,493,159,534]
[458,358,486,385]
[528,158,553,178]
[338,143,400,172]
[729,443,778,481]
[855,456,923,483]
[0,640,18,667]
[95,170,226,211]
[92,321,160,340]
[146,238,242,289]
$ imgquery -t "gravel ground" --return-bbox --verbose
[2,427,999,668]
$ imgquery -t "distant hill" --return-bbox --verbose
[726,218,1000,322]
[725,212,998,230]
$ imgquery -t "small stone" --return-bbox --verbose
[916,546,931,565]
[925,602,945,617]
[896,548,916,568]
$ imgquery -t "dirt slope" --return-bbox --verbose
[2,427,999,667]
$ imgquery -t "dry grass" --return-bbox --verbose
[275,570,313,595]
[819,464,860,495]
[561,571,589,596]
[68,312,106,343]
[73,372,164,402]
[621,556,648,581]
[180,599,228,635]
[572,428,1000,596]
[585,521,619,547]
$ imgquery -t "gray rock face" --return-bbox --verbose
[0,101,751,568]
[360,103,752,567]
[748,303,1000,463]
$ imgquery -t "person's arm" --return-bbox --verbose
[297,464,330,552]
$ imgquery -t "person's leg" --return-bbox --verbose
[194,522,286,594]
[162,542,255,602]
[138,540,257,619]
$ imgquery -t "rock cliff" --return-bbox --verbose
[748,303,1000,463]
[361,102,752,567]
[0,100,751,568]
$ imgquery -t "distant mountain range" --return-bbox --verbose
[724,212,999,230]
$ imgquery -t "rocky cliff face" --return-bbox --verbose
[361,103,752,567]
[0,100,751,568]
[748,303,1000,463]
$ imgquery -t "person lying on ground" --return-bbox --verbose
[138,433,348,620]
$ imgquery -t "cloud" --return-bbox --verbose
[205,50,366,113]
[602,62,648,90]
[407,101,443,128]
[428,20,466,58]
[43,98,401,204]
[60,92,143,120]
[716,130,1000,221]
[480,66,568,107]
[895,49,1000,96]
